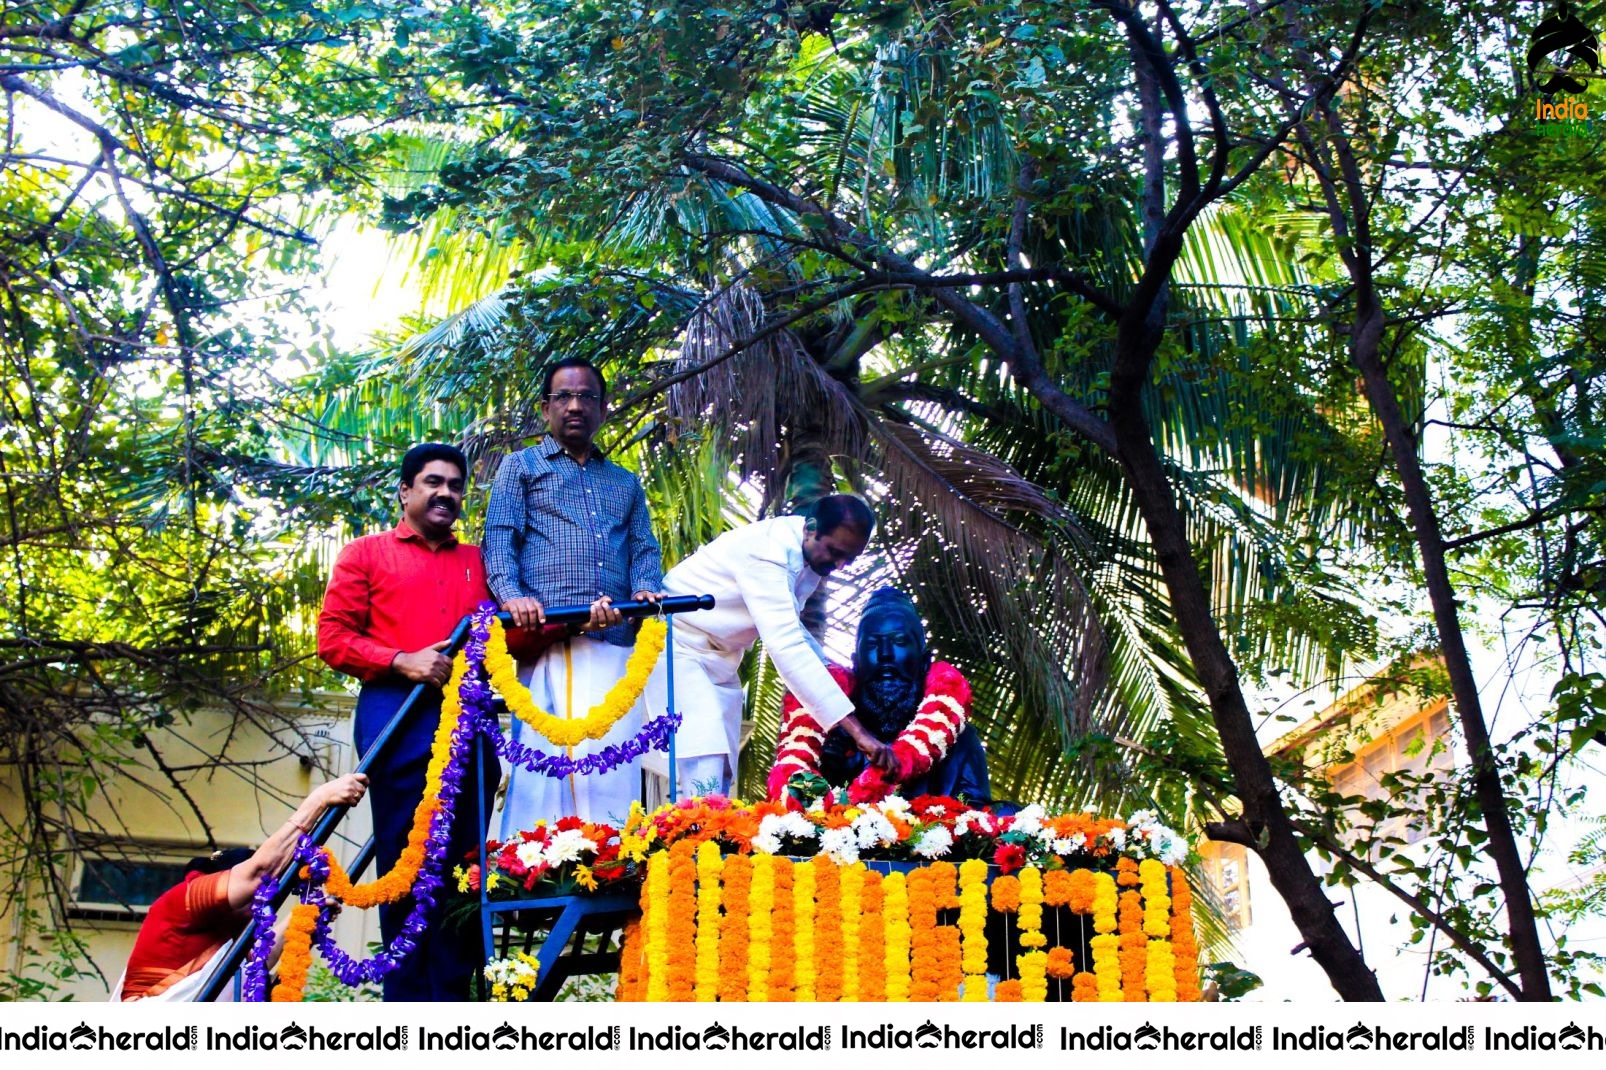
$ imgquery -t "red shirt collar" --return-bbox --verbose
[391,519,459,548]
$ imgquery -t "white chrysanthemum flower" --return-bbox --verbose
[913,825,954,859]
[1106,827,1128,848]
[752,814,787,855]
[878,796,912,816]
[820,826,860,864]
[1052,837,1077,855]
[544,828,595,865]
[780,812,818,839]
[853,811,898,848]
[514,841,546,868]
[954,810,992,837]
[1012,804,1045,836]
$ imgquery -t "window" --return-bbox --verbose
[1324,700,1454,852]
[72,856,190,919]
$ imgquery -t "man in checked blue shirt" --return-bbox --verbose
[484,357,664,831]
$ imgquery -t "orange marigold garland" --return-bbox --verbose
[769,858,797,1001]
[617,916,645,1001]
[1046,945,1076,979]
[859,869,887,1001]
[991,874,1023,913]
[995,979,1024,1001]
[322,656,465,908]
[718,854,751,1002]
[269,903,320,1002]
[929,861,961,1001]
[812,856,845,1002]
[1170,864,1203,1001]
[1066,867,1097,914]
[906,866,940,1001]
[840,863,865,1001]
[1118,886,1148,1002]
[1042,869,1072,909]
[665,840,698,1001]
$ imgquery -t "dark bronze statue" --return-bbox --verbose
[818,587,992,802]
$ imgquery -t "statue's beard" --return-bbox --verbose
[859,673,923,736]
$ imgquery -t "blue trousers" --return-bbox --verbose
[355,679,498,1002]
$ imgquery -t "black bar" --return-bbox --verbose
[196,593,712,1001]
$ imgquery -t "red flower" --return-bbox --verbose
[461,864,481,891]
[909,795,964,821]
[994,843,1027,874]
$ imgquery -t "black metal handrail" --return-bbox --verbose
[196,594,713,1002]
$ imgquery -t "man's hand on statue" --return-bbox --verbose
[392,641,453,687]
[581,595,623,631]
[860,737,898,773]
[503,596,546,630]
[840,714,899,773]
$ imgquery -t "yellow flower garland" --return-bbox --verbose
[694,841,722,1002]
[1146,937,1178,1001]
[1091,871,1122,1002]
[484,617,665,747]
[1140,858,1171,937]
[322,650,467,908]
[747,854,775,1001]
[792,859,816,1001]
[958,858,989,1001]
[840,863,865,1001]
[1015,866,1049,1001]
[643,852,670,1002]
[1018,866,1047,948]
[882,870,911,1002]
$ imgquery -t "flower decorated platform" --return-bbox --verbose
[470,794,1203,1003]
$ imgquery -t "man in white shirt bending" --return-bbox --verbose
[647,494,893,797]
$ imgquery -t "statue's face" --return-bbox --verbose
[853,606,928,731]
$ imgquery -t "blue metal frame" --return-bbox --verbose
[475,603,685,998]
[197,594,711,1003]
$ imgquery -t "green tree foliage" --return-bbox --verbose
[0,0,437,964]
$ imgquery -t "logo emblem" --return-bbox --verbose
[1528,4,1601,94]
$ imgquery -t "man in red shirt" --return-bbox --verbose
[115,774,369,1001]
[317,442,498,1001]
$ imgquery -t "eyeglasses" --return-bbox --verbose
[546,390,602,405]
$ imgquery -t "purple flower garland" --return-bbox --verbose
[239,606,487,998]
[312,656,479,987]
[477,612,680,778]
[490,708,682,778]
[240,868,282,1002]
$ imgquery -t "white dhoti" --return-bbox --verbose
[643,625,746,799]
[498,636,643,833]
